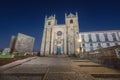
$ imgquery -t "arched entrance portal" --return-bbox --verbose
[57,46,61,55]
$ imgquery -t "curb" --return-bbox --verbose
[0,57,37,72]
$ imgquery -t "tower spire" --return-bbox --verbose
[54,14,56,19]
[76,12,78,17]
[45,15,47,20]
[65,13,67,18]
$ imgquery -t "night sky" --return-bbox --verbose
[0,0,120,51]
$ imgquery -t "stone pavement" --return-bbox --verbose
[71,59,120,80]
[0,56,120,80]
[0,57,37,72]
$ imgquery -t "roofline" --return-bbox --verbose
[18,33,35,39]
[79,30,120,34]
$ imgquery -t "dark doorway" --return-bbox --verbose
[57,46,61,55]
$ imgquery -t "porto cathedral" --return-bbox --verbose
[40,13,120,56]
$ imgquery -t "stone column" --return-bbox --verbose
[50,30,54,55]
[41,28,47,56]
[45,28,51,56]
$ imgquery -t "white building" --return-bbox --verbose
[40,13,120,56]
[79,30,120,52]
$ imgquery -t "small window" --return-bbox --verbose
[112,33,117,41]
[104,34,109,41]
[107,43,110,46]
[48,22,51,25]
[76,32,79,34]
[88,34,92,42]
[82,44,85,47]
[96,34,100,42]
[81,35,85,42]
[98,43,101,47]
[90,43,93,46]
[70,19,73,24]
[115,43,118,46]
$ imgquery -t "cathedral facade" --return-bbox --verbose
[41,13,120,56]
[40,13,79,56]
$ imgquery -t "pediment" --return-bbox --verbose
[67,13,76,18]
[48,16,54,20]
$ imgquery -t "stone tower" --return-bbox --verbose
[65,13,79,55]
[40,15,57,56]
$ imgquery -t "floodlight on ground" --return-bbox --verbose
[78,39,82,42]
[76,48,80,52]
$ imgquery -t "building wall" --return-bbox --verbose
[40,13,79,56]
[40,13,120,55]
[14,33,35,54]
[9,35,16,53]
[50,25,67,55]
[79,30,120,52]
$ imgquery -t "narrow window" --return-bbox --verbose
[112,33,117,41]
[115,43,118,46]
[70,19,73,24]
[82,44,85,47]
[48,21,51,25]
[104,34,109,41]
[98,43,101,47]
[96,34,100,42]
[81,35,85,42]
[88,34,92,42]
[107,43,110,46]
[90,43,93,46]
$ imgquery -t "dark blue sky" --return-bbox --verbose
[0,0,120,51]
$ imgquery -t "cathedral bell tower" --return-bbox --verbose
[41,15,57,56]
[65,12,79,55]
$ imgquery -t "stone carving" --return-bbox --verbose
[57,31,62,36]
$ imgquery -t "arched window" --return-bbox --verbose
[70,19,73,24]
[48,21,51,25]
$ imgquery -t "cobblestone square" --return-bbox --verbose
[0,57,120,80]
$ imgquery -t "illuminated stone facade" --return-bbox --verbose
[41,13,120,56]
[40,13,79,56]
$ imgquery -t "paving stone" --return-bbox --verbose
[0,57,120,80]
